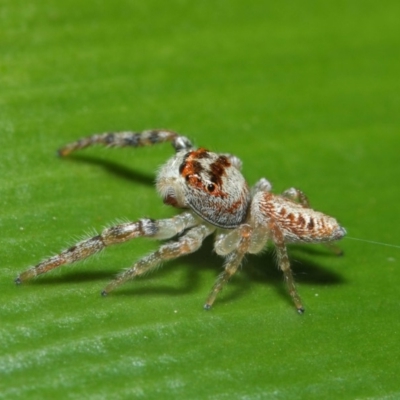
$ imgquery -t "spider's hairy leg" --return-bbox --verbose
[214,228,247,256]
[282,187,310,207]
[101,224,215,295]
[15,212,198,283]
[270,221,304,314]
[251,178,273,196]
[204,224,251,310]
[220,153,243,171]
[321,241,344,256]
[58,129,193,156]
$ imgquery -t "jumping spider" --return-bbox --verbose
[15,130,346,313]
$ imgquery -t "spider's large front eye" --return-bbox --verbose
[207,183,216,193]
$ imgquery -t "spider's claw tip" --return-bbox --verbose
[297,307,305,315]
[101,290,108,297]
[203,303,212,311]
[57,148,69,157]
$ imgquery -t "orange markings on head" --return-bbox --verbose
[209,155,231,186]
[179,148,208,178]
[178,149,231,198]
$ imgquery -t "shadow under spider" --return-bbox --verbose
[62,154,155,186]
[31,235,345,308]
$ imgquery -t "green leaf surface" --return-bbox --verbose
[1,1,400,399]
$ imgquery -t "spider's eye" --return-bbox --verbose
[207,183,216,193]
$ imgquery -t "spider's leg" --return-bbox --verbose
[58,130,193,156]
[204,224,251,310]
[282,187,310,207]
[15,212,198,283]
[101,224,215,295]
[321,241,344,256]
[270,221,304,314]
[251,178,273,196]
[220,153,244,171]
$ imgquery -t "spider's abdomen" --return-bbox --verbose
[252,192,346,243]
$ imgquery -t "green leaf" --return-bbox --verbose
[2,1,400,399]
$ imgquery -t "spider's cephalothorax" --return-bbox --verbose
[16,130,346,313]
[157,147,250,228]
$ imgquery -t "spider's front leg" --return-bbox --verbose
[58,129,193,156]
[102,224,215,295]
[15,212,198,283]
